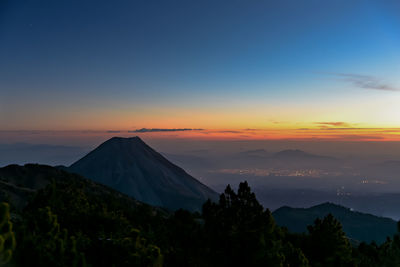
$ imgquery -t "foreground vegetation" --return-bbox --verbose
[2,174,400,266]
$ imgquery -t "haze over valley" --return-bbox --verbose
[2,135,400,219]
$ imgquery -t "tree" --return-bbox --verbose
[202,182,285,266]
[306,213,354,267]
[369,221,400,267]
[354,241,380,267]
[0,202,16,265]
[97,227,163,267]
[16,206,86,267]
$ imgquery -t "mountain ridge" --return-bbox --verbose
[273,149,335,160]
[68,136,218,211]
[273,202,397,244]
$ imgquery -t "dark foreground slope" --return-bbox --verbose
[0,164,71,210]
[0,163,162,213]
[1,165,400,266]
[0,164,168,266]
[69,136,218,211]
[273,202,397,244]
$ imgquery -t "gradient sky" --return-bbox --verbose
[1,0,400,141]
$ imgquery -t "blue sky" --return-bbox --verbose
[1,0,400,133]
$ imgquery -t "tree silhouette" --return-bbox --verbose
[16,206,86,267]
[306,213,354,267]
[202,181,285,266]
[0,202,16,265]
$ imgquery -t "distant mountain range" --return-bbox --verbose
[273,202,397,244]
[238,149,270,158]
[0,143,89,167]
[272,149,334,160]
[68,137,218,211]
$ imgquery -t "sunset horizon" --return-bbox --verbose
[2,1,400,144]
[2,1,400,266]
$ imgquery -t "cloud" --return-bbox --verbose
[129,128,203,133]
[314,122,350,128]
[332,135,385,140]
[331,73,399,91]
[198,130,244,134]
[215,130,243,134]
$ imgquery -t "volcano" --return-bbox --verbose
[69,136,218,211]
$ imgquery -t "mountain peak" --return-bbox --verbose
[312,202,345,209]
[273,149,334,161]
[274,149,309,158]
[105,136,147,147]
[69,137,218,211]
[108,136,143,142]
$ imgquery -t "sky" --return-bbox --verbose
[1,0,400,142]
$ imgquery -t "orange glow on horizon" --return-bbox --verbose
[135,127,400,141]
[3,127,399,142]
[3,124,400,143]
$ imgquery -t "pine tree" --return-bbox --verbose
[202,181,285,266]
[0,202,16,265]
[306,213,354,267]
[16,206,86,267]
